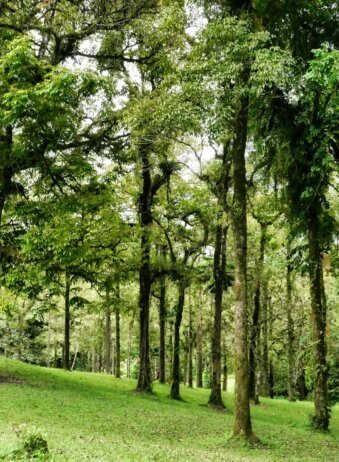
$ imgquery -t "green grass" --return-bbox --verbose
[0,357,338,461]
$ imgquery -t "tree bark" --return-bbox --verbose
[63,272,71,371]
[159,277,166,383]
[92,348,99,373]
[286,240,295,401]
[223,348,228,392]
[231,91,253,439]
[249,223,267,404]
[137,145,153,393]
[170,280,186,400]
[47,312,51,368]
[209,221,227,408]
[249,291,260,403]
[115,286,121,378]
[188,294,193,388]
[105,283,112,374]
[308,211,329,430]
[127,306,136,378]
[196,298,203,388]
[260,280,270,396]
[0,126,13,227]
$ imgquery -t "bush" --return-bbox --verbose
[3,425,50,460]
[18,429,48,455]
[203,370,210,389]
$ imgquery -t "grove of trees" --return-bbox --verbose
[0,0,338,440]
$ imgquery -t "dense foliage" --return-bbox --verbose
[0,0,337,440]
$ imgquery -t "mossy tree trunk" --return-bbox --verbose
[231,91,253,439]
[308,211,329,430]
[209,144,230,408]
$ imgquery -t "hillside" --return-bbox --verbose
[0,357,338,461]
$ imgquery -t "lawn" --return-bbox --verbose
[0,357,338,461]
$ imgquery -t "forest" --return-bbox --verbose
[0,1,338,461]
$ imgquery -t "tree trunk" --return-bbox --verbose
[296,367,308,401]
[308,212,329,430]
[196,299,203,388]
[0,126,13,227]
[168,321,174,383]
[92,348,99,373]
[209,221,226,408]
[137,146,153,393]
[105,283,112,374]
[127,306,136,378]
[223,351,228,392]
[286,240,295,401]
[47,312,51,368]
[115,286,121,378]
[183,338,189,385]
[249,291,260,404]
[71,345,78,371]
[159,277,166,383]
[231,90,253,438]
[188,295,193,388]
[260,279,270,396]
[63,273,71,371]
[249,223,267,404]
[171,280,186,400]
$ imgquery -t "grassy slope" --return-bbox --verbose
[0,357,338,462]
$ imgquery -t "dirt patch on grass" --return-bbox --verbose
[0,375,26,385]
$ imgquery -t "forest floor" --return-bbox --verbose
[0,357,338,461]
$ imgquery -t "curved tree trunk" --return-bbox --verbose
[308,212,329,430]
[170,280,186,400]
